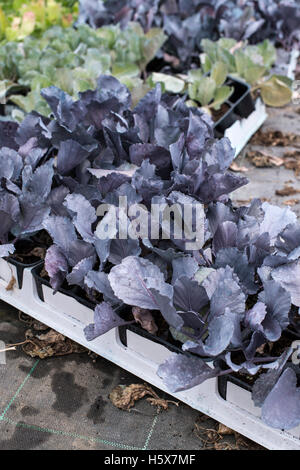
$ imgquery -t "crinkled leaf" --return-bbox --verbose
[271,261,300,307]
[64,193,97,243]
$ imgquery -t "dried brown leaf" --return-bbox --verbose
[275,185,300,196]
[218,423,234,435]
[250,130,300,147]
[230,162,249,172]
[247,150,284,168]
[22,328,86,358]
[132,307,158,334]
[283,199,300,206]
[163,52,180,68]
[109,383,178,412]
[6,276,16,291]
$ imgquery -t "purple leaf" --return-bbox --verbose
[258,281,291,341]
[45,245,68,291]
[0,148,23,181]
[261,367,300,430]
[213,221,237,253]
[271,262,300,306]
[66,255,95,288]
[205,266,245,316]
[173,276,208,313]
[43,216,77,253]
[108,255,172,310]
[0,121,19,150]
[244,302,267,330]
[252,347,293,407]
[157,353,217,392]
[84,302,130,340]
[57,140,93,175]
[260,202,297,242]
[64,193,97,243]
[108,238,141,265]
[0,244,15,258]
[41,86,83,132]
[84,270,120,305]
[215,247,257,294]
[171,255,198,284]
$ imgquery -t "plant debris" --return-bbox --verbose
[247,148,300,177]
[109,383,179,413]
[275,186,300,197]
[283,199,300,206]
[20,328,86,359]
[250,130,300,147]
[229,162,249,173]
[132,307,158,334]
[194,414,263,450]
[282,151,300,176]
[218,423,234,435]
[6,275,16,291]
[247,150,284,167]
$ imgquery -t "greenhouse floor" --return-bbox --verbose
[0,301,262,451]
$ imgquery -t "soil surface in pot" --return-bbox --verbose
[8,239,45,265]
[211,103,230,122]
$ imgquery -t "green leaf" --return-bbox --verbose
[169,326,195,344]
[185,99,199,108]
[194,267,215,285]
[260,75,292,107]
[140,27,166,71]
[150,72,185,93]
[112,62,140,81]
[188,68,204,81]
[201,39,218,63]
[210,85,233,110]
[217,48,236,73]
[256,39,276,69]
[0,79,16,101]
[188,76,216,106]
[271,74,293,88]
[10,89,49,114]
[200,53,212,73]
[0,6,7,39]
[130,81,151,108]
[211,61,228,87]
[217,38,237,50]
[234,49,266,85]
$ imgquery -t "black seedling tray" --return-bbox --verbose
[119,322,212,362]
[6,239,45,289]
[212,76,255,137]
[119,323,184,355]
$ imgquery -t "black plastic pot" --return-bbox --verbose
[32,263,96,310]
[6,239,45,289]
[118,322,213,363]
[118,323,186,355]
[213,76,255,137]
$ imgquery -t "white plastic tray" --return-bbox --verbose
[287,48,299,80]
[1,266,300,450]
[225,98,267,158]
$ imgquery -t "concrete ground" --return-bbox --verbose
[0,101,299,451]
